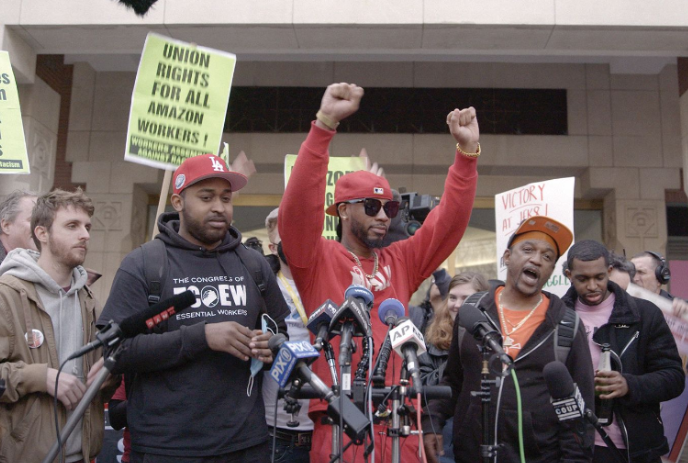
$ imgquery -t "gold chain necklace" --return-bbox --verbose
[348,250,379,279]
[498,291,542,337]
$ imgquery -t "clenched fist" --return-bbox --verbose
[316,83,365,130]
[447,107,480,153]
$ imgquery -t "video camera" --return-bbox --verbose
[398,192,440,236]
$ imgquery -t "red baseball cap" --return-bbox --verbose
[325,171,393,216]
[173,154,248,195]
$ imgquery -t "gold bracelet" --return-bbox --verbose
[316,110,340,130]
[456,142,481,158]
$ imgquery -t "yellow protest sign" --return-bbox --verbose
[125,33,236,170]
[0,51,30,175]
[284,155,367,240]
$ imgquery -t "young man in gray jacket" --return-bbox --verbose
[0,188,112,463]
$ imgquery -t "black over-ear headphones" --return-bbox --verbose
[646,251,671,285]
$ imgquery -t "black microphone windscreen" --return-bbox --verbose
[119,290,195,338]
[457,304,486,335]
[543,361,575,399]
[116,0,158,15]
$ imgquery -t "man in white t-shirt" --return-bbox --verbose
[262,208,314,462]
[562,240,684,463]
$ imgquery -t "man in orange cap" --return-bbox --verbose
[424,216,595,463]
[280,82,480,461]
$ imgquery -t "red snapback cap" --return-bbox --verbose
[325,171,393,216]
[173,154,248,195]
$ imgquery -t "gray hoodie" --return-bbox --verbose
[0,248,88,462]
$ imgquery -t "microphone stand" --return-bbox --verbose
[584,410,627,463]
[323,340,340,463]
[389,366,410,463]
[324,340,339,386]
[473,345,500,463]
[336,320,355,463]
[41,344,122,463]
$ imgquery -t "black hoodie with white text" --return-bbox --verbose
[99,212,289,457]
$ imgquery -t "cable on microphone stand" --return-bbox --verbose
[511,368,525,463]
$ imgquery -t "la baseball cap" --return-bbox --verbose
[173,154,248,195]
[325,171,393,216]
[507,216,573,259]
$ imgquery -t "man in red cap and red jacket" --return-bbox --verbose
[279,82,481,462]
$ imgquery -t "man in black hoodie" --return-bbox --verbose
[99,154,290,463]
[562,240,684,463]
[424,216,595,463]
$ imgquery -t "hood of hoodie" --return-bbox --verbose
[156,211,243,253]
[0,248,87,295]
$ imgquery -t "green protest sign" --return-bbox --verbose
[0,51,30,175]
[284,155,367,240]
[125,33,236,170]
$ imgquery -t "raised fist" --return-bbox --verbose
[318,83,365,126]
[447,107,479,153]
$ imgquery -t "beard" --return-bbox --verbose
[351,216,385,249]
[181,209,228,246]
[48,234,87,268]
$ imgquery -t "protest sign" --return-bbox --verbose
[125,33,236,170]
[0,51,30,175]
[284,155,367,240]
[494,177,575,297]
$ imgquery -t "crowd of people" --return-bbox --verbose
[0,82,685,463]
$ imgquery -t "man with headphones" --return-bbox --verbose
[632,251,688,318]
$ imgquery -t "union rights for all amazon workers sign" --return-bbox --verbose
[125,33,236,170]
[0,51,30,174]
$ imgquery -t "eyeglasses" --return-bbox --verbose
[346,198,400,218]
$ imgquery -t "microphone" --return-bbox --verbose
[68,291,196,359]
[307,299,338,351]
[389,319,427,386]
[269,334,321,388]
[459,304,513,366]
[543,361,586,422]
[329,285,374,337]
[115,0,158,16]
[329,286,374,393]
[543,361,617,460]
[268,334,370,443]
[372,298,406,386]
[119,290,196,338]
[379,298,406,327]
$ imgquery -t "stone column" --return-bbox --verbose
[680,58,688,199]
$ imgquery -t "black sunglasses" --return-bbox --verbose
[346,198,400,218]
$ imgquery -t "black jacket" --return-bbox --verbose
[424,284,595,463]
[99,212,289,457]
[419,342,450,387]
[562,281,685,463]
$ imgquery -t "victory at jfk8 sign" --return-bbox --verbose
[125,33,236,171]
[495,177,575,297]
